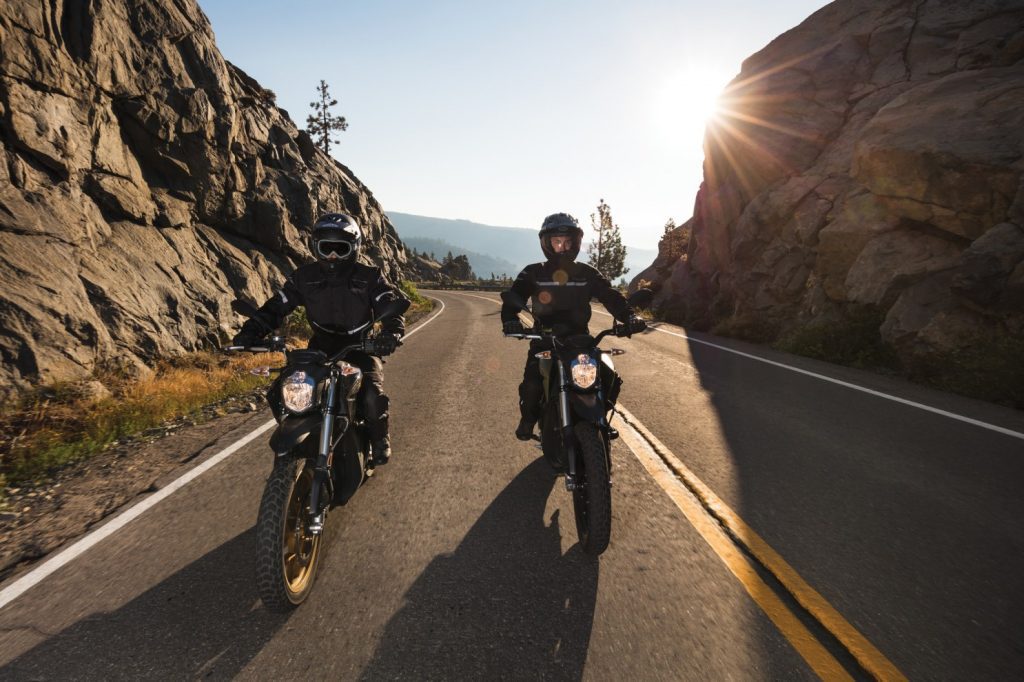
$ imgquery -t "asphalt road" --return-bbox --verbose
[1,290,1022,680]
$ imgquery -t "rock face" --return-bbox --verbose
[637,0,1024,397]
[0,0,409,395]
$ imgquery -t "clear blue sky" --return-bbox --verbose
[201,0,829,248]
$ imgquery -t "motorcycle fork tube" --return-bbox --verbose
[309,371,339,522]
[317,373,338,463]
[557,360,577,480]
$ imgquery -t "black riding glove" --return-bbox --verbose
[616,316,647,338]
[503,320,525,336]
[231,331,264,348]
[375,332,402,356]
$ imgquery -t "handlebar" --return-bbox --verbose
[224,336,397,365]
[504,324,629,345]
[223,336,288,353]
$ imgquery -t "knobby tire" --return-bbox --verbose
[573,422,612,555]
[254,458,322,612]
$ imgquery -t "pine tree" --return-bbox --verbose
[305,80,348,155]
[659,217,689,263]
[587,198,629,280]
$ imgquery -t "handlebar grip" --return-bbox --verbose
[224,345,277,353]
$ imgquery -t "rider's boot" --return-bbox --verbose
[515,417,537,441]
[370,437,392,466]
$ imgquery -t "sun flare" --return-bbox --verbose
[651,66,733,150]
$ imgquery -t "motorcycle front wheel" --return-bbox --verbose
[572,422,612,555]
[255,458,323,612]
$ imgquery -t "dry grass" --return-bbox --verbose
[0,351,279,489]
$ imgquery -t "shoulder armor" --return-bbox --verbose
[353,262,379,276]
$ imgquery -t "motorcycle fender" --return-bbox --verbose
[268,415,320,455]
[569,392,604,424]
[332,427,366,506]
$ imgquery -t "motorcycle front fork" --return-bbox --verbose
[308,373,340,535]
[557,362,581,492]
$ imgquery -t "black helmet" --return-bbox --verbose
[310,212,361,262]
[538,212,583,261]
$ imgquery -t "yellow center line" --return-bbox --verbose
[617,421,853,681]
[617,406,908,682]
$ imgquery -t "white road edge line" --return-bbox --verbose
[403,295,446,340]
[454,291,1024,441]
[0,296,448,610]
[0,419,275,610]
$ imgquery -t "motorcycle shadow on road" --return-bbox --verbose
[360,458,599,681]
[1,527,288,679]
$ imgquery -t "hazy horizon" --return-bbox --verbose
[387,210,656,250]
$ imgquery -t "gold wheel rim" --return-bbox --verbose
[282,465,320,595]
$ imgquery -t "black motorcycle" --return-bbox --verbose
[502,289,652,555]
[227,297,409,612]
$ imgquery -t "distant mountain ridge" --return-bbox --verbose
[402,237,518,278]
[389,212,657,280]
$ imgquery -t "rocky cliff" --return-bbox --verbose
[0,1,409,396]
[636,0,1024,402]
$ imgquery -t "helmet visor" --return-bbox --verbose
[541,231,581,259]
[545,234,577,253]
[316,239,354,259]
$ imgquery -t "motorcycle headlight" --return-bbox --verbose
[282,370,317,413]
[570,354,598,389]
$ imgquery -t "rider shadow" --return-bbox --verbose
[360,458,600,681]
[1,528,288,680]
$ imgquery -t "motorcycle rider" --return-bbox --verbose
[232,212,406,465]
[501,212,647,441]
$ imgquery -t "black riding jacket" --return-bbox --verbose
[240,260,406,352]
[501,260,634,336]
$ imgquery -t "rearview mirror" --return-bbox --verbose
[231,299,261,318]
[627,288,655,310]
[374,297,411,323]
[500,290,530,313]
